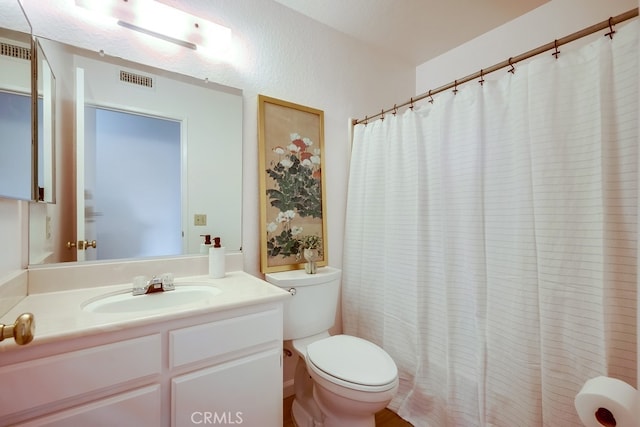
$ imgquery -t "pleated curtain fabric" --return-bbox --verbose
[342,21,638,427]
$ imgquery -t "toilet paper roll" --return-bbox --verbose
[575,376,639,427]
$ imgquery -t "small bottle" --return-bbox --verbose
[209,237,225,278]
[200,234,212,254]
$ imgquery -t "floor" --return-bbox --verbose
[283,395,413,427]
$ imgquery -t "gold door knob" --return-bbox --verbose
[67,240,97,250]
[1,313,35,345]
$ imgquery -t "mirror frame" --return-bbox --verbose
[31,36,37,201]
[34,38,56,204]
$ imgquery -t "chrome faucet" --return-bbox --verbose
[132,273,175,295]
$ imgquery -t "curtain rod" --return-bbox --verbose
[353,7,639,126]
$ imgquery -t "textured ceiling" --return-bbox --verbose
[272,0,550,66]
[14,0,550,68]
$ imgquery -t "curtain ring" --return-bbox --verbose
[552,40,560,59]
[453,80,458,95]
[392,104,398,116]
[380,109,385,121]
[364,115,368,126]
[479,69,485,86]
[605,17,616,39]
[508,57,516,74]
[428,90,434,104]
[409,97,414,110]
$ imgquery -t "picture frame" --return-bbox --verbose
[258,95,328,273]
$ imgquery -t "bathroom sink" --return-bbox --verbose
[82,284,222,314]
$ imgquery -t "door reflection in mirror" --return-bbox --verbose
[0,91,31,200]
[83,106,181,260]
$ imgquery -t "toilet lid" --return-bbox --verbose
[306,335,398,387]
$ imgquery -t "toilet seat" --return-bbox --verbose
[306,335,398,392]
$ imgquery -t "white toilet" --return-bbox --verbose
[266,267,399,427]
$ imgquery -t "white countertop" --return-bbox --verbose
[0,271,290,351]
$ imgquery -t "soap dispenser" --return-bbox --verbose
[200,234,212,254]
[208,237,225,278]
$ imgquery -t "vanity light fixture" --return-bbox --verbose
[74,0,231,55]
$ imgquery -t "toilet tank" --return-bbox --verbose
[265,267,341,340]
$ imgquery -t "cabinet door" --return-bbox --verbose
[16,385,161,427]
[172,348,282,427]
[0,334,161,421]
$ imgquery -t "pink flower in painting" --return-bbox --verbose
[287,142,301,153]
[292,138,306,152]
[289,132,308,152]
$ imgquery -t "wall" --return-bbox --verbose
[0,200,26,278]
[416,0,637,93]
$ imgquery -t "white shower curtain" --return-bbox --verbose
[343,21,638,427]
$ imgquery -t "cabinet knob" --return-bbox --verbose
[1,313,35,345]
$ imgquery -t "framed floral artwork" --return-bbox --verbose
[258,95,328,273]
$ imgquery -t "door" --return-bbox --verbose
[75,67,182,261]
[75,67,87,261]
[86,107,181,260]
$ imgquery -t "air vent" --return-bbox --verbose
[0,42,31,61]
[120,70,153,88]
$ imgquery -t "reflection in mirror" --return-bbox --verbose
[82,107,182,261]
[0,26,33,201]
[36,39,56,203]
[28,38,243,266]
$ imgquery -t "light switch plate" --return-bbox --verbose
[194,214,207,226]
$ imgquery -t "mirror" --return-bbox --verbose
[28,37,243,265]
[0,2,34,201]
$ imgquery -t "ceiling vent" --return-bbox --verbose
[0,42,31,61]
[120,70,153,88]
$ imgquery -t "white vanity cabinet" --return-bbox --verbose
[173,349,282,426]
[170,307,283,426]
[1,334,163,426]
[16,385,162,427]
[0,301,284,427]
